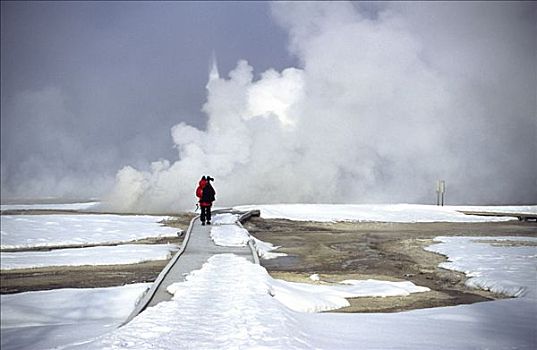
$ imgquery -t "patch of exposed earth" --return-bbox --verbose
[0,213,195,293]
[243,217,537,312]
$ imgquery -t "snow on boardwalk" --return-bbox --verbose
[94,254,311,349]
[131,211,258,314]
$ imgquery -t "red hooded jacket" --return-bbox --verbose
[196,178,215,207]
[196,178,207,199]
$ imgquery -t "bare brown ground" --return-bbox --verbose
[0,260,170,293]
[243,217,537,312]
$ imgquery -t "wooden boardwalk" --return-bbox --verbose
[123,209,260,325]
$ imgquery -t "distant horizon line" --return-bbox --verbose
[1,197,536,207]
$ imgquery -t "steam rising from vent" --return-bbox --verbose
[103,2,536,213]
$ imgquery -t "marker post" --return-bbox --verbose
[436,180,446,206]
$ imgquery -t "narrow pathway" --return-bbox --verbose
[123,209,259,324]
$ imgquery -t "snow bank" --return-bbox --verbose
[234,204,520,222]
[307,297,536,350]
[1,284,150,350]
[269,278,429,313]
[1,244,178,270]
[252,237,287,259]
[0,214,177,249]
[0,202,100,211]
[426,236,537,298]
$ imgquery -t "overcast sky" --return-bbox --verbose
[1,1,536,207]
[1,1,295,199]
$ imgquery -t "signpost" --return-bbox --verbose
[436,180,446,206]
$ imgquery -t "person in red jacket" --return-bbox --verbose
[196,176,216,225]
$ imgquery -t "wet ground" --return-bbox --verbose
[2,212,536,313]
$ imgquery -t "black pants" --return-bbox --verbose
[200,206,211,223]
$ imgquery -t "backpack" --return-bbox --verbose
[201,183,216,203]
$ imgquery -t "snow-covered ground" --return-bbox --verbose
[1,284,150,350]
[234,203,535,222]
[77,237,537,349]
[252,237,288,260]
[1,214,177,249]
[0,201,100,211]
[426,236,537,298]
[266,276,429,313]
[0,208,181,349]
[1,204,536,349]
[1,244,178,270]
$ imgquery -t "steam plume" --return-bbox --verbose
[103,2,536,212]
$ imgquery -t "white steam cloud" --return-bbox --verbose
[103,2,536,213]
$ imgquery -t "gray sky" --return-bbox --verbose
[1,1,536,206]
[1,1,294,199]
